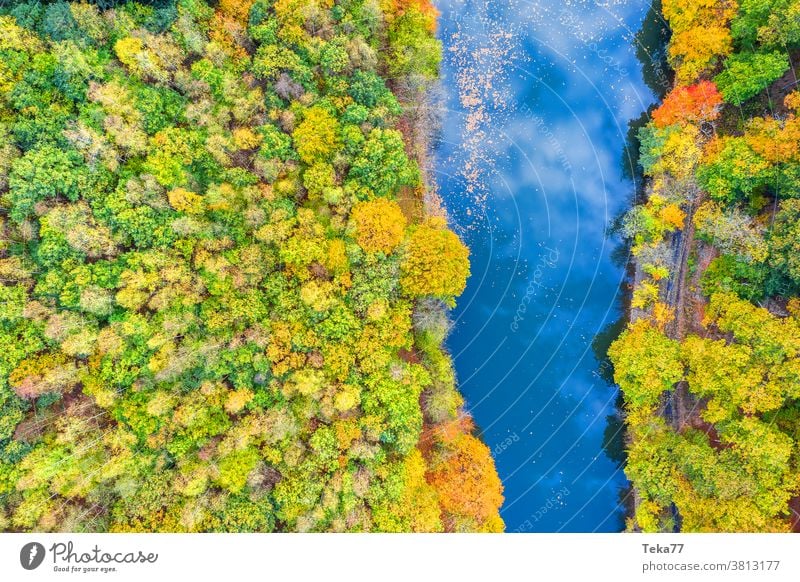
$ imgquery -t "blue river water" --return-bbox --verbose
[433,0,662,531]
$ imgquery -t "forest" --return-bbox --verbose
[0,0,503,532]
[612,0,800,531]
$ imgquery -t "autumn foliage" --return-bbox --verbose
[351,198,407,254]
[612,296,800,532]
[652,81,723,128]
[662,0,736,84]
[745,113,800,164]
[400,218,470,301]
[390,0,439,31]
[0,0,501,533]
[616,0,800,533]
[427,433,505,532]
[218,0,256,24]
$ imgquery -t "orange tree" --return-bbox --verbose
[426,432,504,532]
[652,81,722,128]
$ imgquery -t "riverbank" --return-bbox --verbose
[611,0,800,532]
[390,8,506,532]
[0,0,504,533]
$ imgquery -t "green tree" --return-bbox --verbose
[714,51,789,105]
[387,7,442,79]
[6,145,87,222]
[768,199,800,288]
[731,0,800,49]
[697,137,773,203]
[608,320,683,415]
[347,128,418,198]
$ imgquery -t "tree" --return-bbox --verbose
[370,449,443,532]
[673,418,796,532]
[258,124,294,161]
[625,418,679,508]
[6,145,87,222]
[768,199,800,288]
[68,2,108,45]
[350,198,407,254]
[637,123,700,181]
[348,70,394,108]
[167,188,204,214]
[426,433,504,531]
[651,81,723,128]
[697,137,773,203]
[390,0,439,30]
[400,218,470,301]
[745,114,800,165]
[113,34,181,85]
[731,0,800,50]
[251,44,304,82]
[41,1,81,42]
[621,205,664,248]
[658,204,685,230]
[706,292,800,366]
[637,124,677,175]
[661,0,736,83]
[387,6,442,79]
[143,128,201,188]
[608,320,683,415]
[682,336,771,420]
[700,254,769,301]
[215,447,260,494]
[218,0,256,24]
[9,353,80,399]
[693,201,767,262]
[347,129,418,198]
[319,36,350,74]
[302,162,337,201]
[292,107,340,165]
[714,51,789,105]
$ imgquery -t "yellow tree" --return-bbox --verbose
[400,217,470,301]
[662,0,736,84]
[218,0,256,23]
[350,198,407,254]
[292,107,341,165]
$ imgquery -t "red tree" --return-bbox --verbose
[652,81,723,128]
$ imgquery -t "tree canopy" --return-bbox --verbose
[0,0,501,533]
[614,0,800,533]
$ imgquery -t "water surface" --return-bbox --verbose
[433,0,662,532]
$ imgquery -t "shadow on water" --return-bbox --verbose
[620,109,654,187]
[622,0,671,185]
[635,0,672,100]
[591,0,672,528]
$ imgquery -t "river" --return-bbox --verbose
[432,0,665,532]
